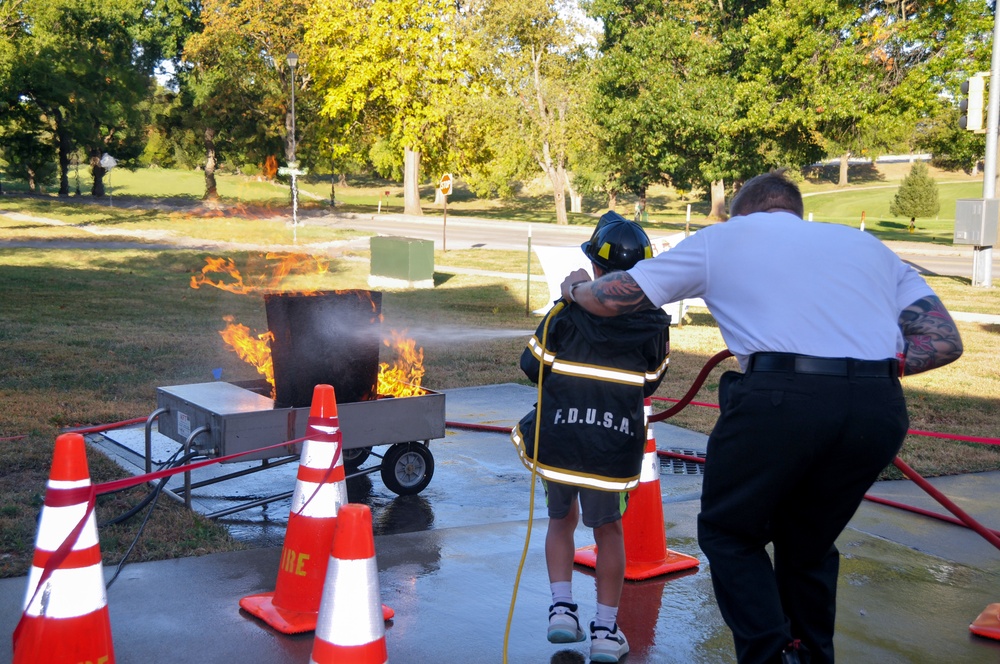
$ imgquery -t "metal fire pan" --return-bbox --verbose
[155,381,445,463]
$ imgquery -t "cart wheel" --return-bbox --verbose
[343,446,372,471]
[380,442,434,496]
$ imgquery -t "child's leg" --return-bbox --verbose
[593,518,625,624]
[546,497,579,584]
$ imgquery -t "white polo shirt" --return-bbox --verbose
[628,212,934,369]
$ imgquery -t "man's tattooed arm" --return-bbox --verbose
[898,295,963,376]
[560,269,655,316]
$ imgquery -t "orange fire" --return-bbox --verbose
[191,255,425,399]
[190,253,330,295]
[219,315,275,390]
[378,332,426,398]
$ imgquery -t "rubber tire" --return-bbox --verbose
[343,446,372,471]
[380,442,434,496]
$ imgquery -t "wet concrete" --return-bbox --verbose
[4,383,1000,663]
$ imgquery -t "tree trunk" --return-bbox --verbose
[566,177,582,213]
[838,152,850,187]
[710,179,726,220]
[203,127,219,201]
[544,164,569,225]
[403,147,422,216]
[55,110,71,197]
[607,191,618,210]
[90,151,106,197]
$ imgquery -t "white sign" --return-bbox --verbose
[278,166,308,176]
[439,173,453,197]
[99,153,117,170]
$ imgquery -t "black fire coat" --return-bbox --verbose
[510,302,670,491]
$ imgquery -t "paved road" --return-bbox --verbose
[311,211,998,281]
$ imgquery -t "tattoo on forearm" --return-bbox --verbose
[898,296,963,375]
[592,272,654,314]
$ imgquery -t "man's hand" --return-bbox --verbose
[560,270,592,302]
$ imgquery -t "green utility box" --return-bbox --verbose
[369,236,435,289]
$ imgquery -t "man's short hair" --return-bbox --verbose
[729,171,804,219]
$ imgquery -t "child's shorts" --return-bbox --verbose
[543,480,628,528]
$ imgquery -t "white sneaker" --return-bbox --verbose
[590,621,629,663]
[548,602,586,643]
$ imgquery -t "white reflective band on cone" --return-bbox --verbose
[638,450,658,483]
[23,564,107,617]
[299,439,343,470]
[316,557,383,645]
[291,480,347,517]
[35,505,100,551]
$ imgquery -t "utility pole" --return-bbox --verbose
[975,9,999,287]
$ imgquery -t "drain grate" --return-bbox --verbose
[659,448,705,475]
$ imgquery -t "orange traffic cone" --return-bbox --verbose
[13,433,115,664]
[971,603,1000,639]
[241,384,393,633]
[574,398,700,580]
[240,383,351,634]
[310,503,388,664]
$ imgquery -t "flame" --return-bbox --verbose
[191,255,424,399]
[219,315,276,396]
[378,331,426,398]
[190,253,330,295]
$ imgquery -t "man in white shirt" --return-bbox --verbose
[561,172,963,664]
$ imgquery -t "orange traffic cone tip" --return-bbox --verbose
[309,383,339,419]
[332,504,377,560]
[50,432,91,482]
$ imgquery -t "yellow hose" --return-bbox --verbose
[503,300,565,663]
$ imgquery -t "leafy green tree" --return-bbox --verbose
[460,0,594,225]
[584,1,745,218]
[306,0,471,216]
[3,0,162,197]
[181,0,307,200]
[889,161,939,222]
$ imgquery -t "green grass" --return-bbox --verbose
[0,163,997,578]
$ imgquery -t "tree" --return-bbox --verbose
[889,161,939,222]
[3,0,162,198]
[584,1,748,219]
[461,0,594,225]
[306,0,470,216]
[181,0,307,200]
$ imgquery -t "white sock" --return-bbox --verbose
[594,602,618,629]
[550,581,574,606]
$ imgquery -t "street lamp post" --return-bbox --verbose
[286,51,299,230]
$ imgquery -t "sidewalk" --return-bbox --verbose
[4,384,1000,663]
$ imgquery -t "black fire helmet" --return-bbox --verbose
[581,210,654,272]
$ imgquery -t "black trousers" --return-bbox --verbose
[697,368,908,664]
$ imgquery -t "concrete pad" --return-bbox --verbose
[4,383,1000,663]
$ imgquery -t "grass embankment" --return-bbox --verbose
[0,162,997,578]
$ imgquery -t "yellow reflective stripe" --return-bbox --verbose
[646,356,669,382]
[550,359,645,386]
[511,427,639,492]
[527,336,555,365]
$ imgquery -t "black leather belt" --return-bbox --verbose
[749,353,898,378]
